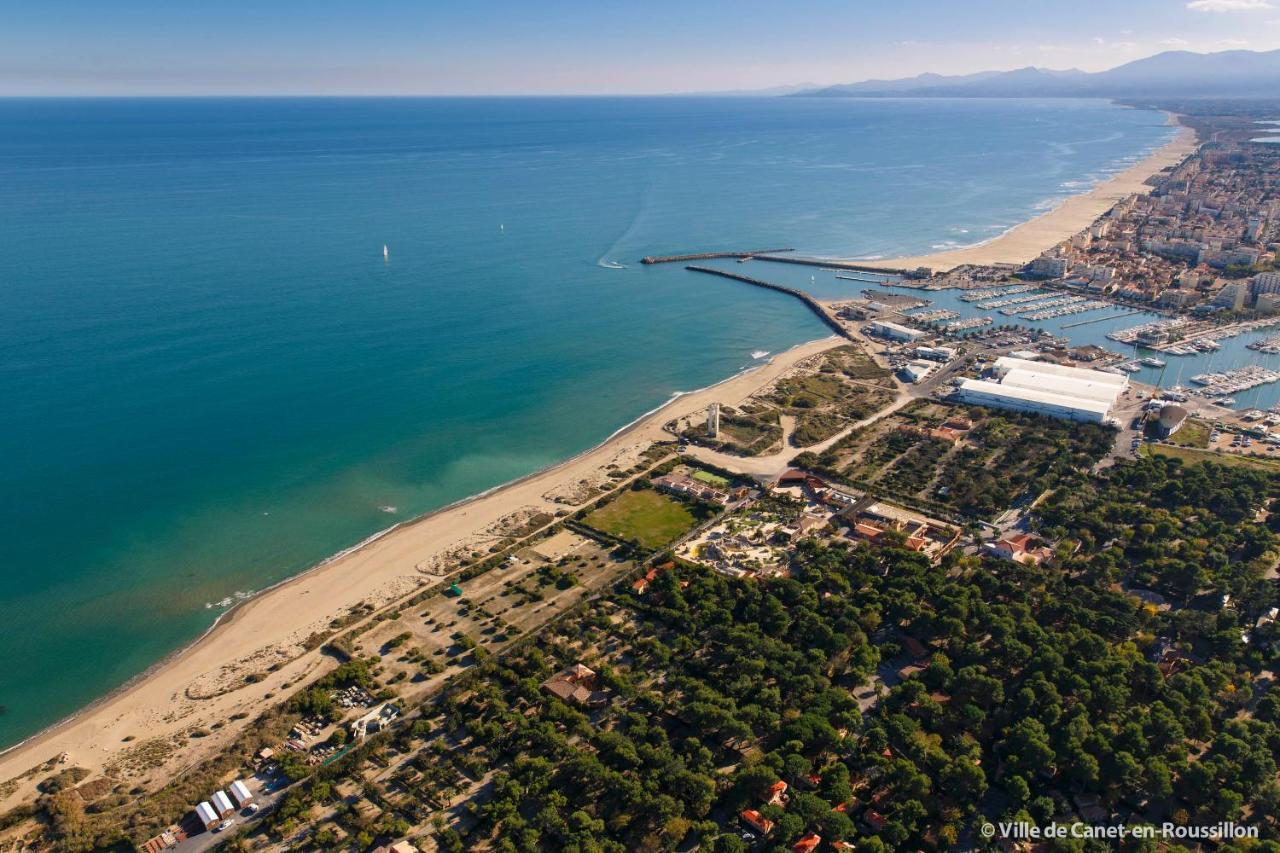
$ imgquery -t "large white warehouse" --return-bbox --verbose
[954,356,1126,424]
[869,320,924,342]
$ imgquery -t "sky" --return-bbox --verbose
[3,0,1280,95]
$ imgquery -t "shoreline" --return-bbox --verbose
[0,360,799,763]
[0,112,1201,809]
[0,335,844,806]
[855,120,1198,273]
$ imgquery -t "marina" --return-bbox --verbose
[959,284,1037,302]
[1248,335,1280,354]
[1188,366,1280,399]
[943,316,994,332]
[998,295,1071,315]
[1002,295,1087,317]
[723,260,1280,413]
[906,309,961,323]
[1106,318,1189,345]
[1021,300,1110,321]
[974,291,1050,309]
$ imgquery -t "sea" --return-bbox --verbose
[0,96,1179,749]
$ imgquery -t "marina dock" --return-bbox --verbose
[959,284,1037,302]
[1188,366,1280,399]
[1061,310,1142,329]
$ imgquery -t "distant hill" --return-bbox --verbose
[681,83,823,97]
[795,49,1280,98]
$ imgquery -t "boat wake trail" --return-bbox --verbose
[596,169,655,269]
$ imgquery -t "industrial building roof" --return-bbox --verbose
[993,356,1128,387]
[997,369,1126,404]
[871,320,923,337]
[956,379,1113,418]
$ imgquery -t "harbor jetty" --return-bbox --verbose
[837,272,898,283]
[640,249,794,265]
[752,254,916,276]
[684,265,853,341]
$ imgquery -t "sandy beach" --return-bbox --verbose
[0,335,844,809]
[858,123,1199,274]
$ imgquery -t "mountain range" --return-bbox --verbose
[793,48,1280,98]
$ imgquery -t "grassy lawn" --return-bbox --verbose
[584,489,698,549]
[1143,442,1280,472]
[1167,418,1210,448]
[691,469,731,488]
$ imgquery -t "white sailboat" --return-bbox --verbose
[382,244,389,260]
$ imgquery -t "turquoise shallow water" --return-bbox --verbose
[0,96,1174,747]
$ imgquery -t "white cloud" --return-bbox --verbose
[1091,36,1139,50]
[1186,0,1272,12]
[1160,37,1190,46]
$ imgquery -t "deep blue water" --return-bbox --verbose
[0,96,1175,747]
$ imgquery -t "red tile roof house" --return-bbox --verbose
[653,472,730,505]
[740,809,775,835]
[985,532,1054,565]
[776,468,812,488]
[631,566,661,595]
[541,663,609,708]
[794,833,822,853]
[766,780,790,806]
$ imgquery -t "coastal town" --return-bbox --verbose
[3,103,1280,853]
